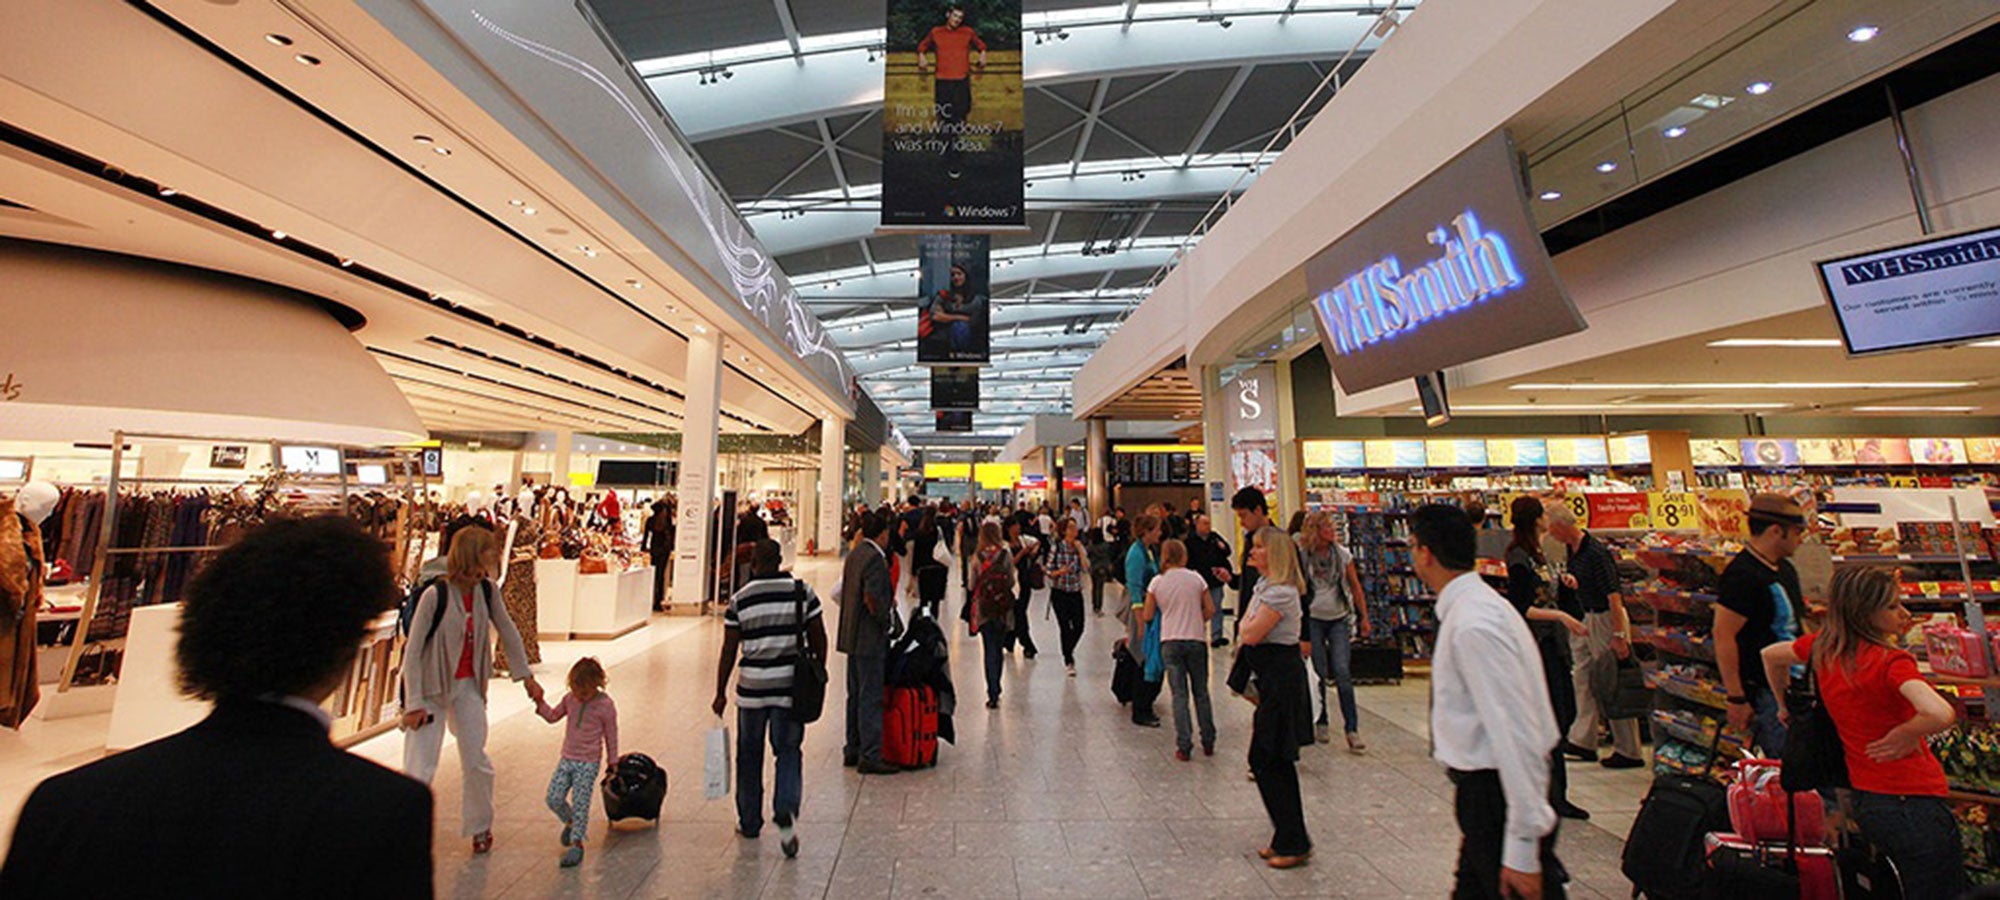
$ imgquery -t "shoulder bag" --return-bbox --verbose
[789,580,827,724]
[1780,656,1849,793]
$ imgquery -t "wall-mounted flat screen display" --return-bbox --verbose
[596,460,677,487]
[1817,224,2000,355]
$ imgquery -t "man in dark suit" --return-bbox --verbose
[0,516,433,899]
[838,511,898,774]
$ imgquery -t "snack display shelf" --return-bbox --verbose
[1949,789,2000,806]
[1832,553,1993,564]
[1656,677,1730,710]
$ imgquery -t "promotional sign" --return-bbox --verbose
[1223,365,1279,496]
[209,445,248,469]
[1698,489,1752,538]
[1649,491,1699,531]
[1303,129,1586,394]
[1608,434,1652,467]
[1815,223,2000,355]
[1739,438,1800,468]
[1548,437,1608,468]
[974,462,1020,489]
[930,365,980,409]
[1487,438,1548,468]
[924,462,972,480]
[882,0,1024,229]
[1797,438,1856,466]
[1690,439,1743,468]
[916,235,993,363]
[935,409,974,432]
[1853,437,1913,465]
[420,446,444,478]
[1968,438,2000,465]
[1586,493,1649,530]
[1302,440,1367,471]
[1915,437,1968,465]
[1426,439,1490,469]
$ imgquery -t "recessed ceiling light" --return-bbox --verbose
[412,135,433,144]
[157,186,178,197]
[695,324,708,334]
[1847,25,1879,43]
[1746,81,1773,96]
[508,199,524,207]
[1706,338,1842,348]
[294,54,321,66]
[265,34,294,46]
[1509,380,1974,390]
[1595,161,1619,174]
[1538,190,1562,201]
[1851,405,1976,413]
[338,257,354,267]
[432,145,451,156]
[625,279,643,289]
[271,229,287,240]
[1663,126,1688,139]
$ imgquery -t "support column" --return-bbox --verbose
[1086,418,1110,519]
[670,328,723,610]
[817,417,846,555]
[553,429,574,489]
[1274,358,1302,525]
[860,453,883,507]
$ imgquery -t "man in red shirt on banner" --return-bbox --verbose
[917,5,986,178]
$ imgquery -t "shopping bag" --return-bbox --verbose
[702,720,730,800]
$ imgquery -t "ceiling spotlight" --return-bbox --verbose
[271,229,288,240]
[1847,25,1879,43]
[265,34,294,46]
[1595,161,1619,174]
[508,199,524,206]
[294,54,321,66]
[626,279,643,289]
[1663,125,1688,139]
[1746,81,1773,96]
[1538,190,1562,201]
[432,145,451,156]
[694,324,708,333]
[338,257,354,267]
[521,206,537,215]
[157,186,178,197]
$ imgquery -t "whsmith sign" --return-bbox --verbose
[1304,129,1584,395]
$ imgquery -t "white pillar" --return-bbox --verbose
[552,429,574,489]
[817,417,846,555]
[670,328,723,609]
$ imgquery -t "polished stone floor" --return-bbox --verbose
[392,558,1642,899]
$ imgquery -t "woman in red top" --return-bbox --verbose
[1761,566,1965,900]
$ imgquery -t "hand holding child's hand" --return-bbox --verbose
[525,678,546,704]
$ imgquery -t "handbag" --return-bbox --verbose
[1780,657,1850,793]
[788,581,827,724]
[702,719,731,800]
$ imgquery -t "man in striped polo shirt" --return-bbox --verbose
[713,539,827,858]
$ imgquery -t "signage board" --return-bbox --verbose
[1854,437,1913,465]
[0,457,28,483]
[973,462,1019,490]
[1303,129,1586,394]
[1586,492,1649,530]
[279,445,340,476]
[1740,438,1799,468]
[1223,365,1279,496]
[1797,438,1856,466]
[1303,440,1365,470]
[935,409,974,432]
[209,445,248,469]
[1607,434,1652,467]
[1650,491,1699,531]
[881,0,1025,228]
[1487,438,1548,468]
[924,462,972,480]
[1915,437,1969,465]
[916,236,992,363]
[930,366,980,409]
[1815,223,2000,355]
[420,446,444,478]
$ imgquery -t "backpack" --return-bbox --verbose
[398,577,494,652]
[1623,767,1731,899]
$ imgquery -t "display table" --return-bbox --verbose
[571,565,652,639]
[535,558,579,641]
[106,603,209,751]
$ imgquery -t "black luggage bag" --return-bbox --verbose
[601,752,668,822]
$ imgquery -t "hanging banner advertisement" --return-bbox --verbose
[916,234,993,363]
[1221,365,1279,497]
[882,0,1024,230]
[1303,129,1585,395]
[935,409,974,432]
[931,366,980,409]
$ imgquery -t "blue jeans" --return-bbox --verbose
[1850,792,1966,900]
[735,705,804,835]
[844,652,885,765]
[1748,686,1786,758]
[1306,617,1359,733]
[980,619,1007,702]
[1160,640,1216,753]
[1208,585,1227,643]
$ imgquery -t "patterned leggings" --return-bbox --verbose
[546,758,600,846]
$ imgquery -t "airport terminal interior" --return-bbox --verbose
[3,0,2000,897]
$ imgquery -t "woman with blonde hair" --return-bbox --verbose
[1237,525,1312,868]
[402,525,542,855]
[1298,511,1370,750]
[1761,566,1963,899]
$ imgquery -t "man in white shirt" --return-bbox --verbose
[1411,504,1564,899]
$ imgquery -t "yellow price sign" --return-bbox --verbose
[1566,493,1589,523]
[1497,493,1526,529]
[1916,581,1943,598]
[1887,475,1919,489]
[1649,492,1698,531]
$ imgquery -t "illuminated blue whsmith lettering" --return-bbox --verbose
[1313,210,1525,355]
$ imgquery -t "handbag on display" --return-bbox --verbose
[579,550,610,575]
[789,581,827,724]
[1780,658,1850,793]
[538,534,563,560]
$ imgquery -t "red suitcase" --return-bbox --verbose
[883,684,938,769]
[1728,760,1827,846]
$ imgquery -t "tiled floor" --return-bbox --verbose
[2,558,1650,897]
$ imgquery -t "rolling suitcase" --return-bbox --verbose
[601,752,667,822]
[883,684,939,768]
[1624,734,1731,900]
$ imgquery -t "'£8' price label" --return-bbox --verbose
[1649,492,1698,531]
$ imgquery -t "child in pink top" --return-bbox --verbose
[536,657,619,867]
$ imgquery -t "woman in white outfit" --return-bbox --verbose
[401,527,543,854]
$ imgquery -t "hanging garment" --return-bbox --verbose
[0,499,44,727]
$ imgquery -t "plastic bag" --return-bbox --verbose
[702,720,730,800]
